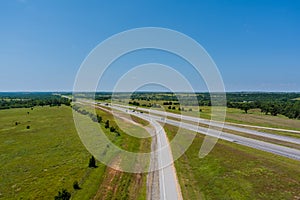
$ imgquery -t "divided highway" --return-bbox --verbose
[108,103,300,161]
[114,104,300,145]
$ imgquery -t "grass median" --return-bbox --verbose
[164,124,300,200]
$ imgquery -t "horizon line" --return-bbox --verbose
[0,90,300,93]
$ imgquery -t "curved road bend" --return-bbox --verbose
[109,105,183,200]
[77,100,183,200]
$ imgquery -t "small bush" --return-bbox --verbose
[73,181,80,190]
[105,120,110,129]
[54,188,71,200]
[88,156,96,168]
[97,115,102,123]
[110,126,116,132]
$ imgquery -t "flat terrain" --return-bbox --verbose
[108,99,300,138]
[109,99,299,127]
[161,105,300,131]
[0,106,149,199]
[164,124,300,200]
[0,106,92,199]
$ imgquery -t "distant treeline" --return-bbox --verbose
[32,92,300,120]
[0,93,71,110]
[127,92,300,120]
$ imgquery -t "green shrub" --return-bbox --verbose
[54,188,71,200]
[88,156,96,168]
[73,181,80,190]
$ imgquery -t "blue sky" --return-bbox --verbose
[0,0,299,92]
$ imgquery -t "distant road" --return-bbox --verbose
[108,103,300,161]
[113,104,300,145]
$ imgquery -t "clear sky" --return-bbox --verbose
[0,0,299,92]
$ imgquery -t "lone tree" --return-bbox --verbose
[54,188,71,200]
[88,156,96,168]
[105,120,110,129]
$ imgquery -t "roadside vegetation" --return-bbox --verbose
[72,103,151,200]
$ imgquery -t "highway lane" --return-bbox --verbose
[224,121,300,134]
[106,103,300,161]
[105,104,183,200]
[76,99,300,160]
[112,104,300,145]
[151,119,183,200]
[152,115,300,161]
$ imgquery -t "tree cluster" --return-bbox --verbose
[129,101,140,106]
[228,100,300,119]
[0,93,70,110]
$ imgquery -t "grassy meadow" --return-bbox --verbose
[0,106,92,199]
[0,105,150,200]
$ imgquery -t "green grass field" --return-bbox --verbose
[0,106,93,199]
[0,105,150,200]
[164,124,300,200]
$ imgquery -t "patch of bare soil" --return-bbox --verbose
[93,157,123,200]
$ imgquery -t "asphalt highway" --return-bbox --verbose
[109,103,300,161]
